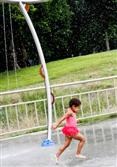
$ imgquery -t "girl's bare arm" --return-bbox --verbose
[52,110,72,129]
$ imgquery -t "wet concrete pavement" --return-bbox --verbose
[1,118,117,167]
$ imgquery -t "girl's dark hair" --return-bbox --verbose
[69,98,81,107]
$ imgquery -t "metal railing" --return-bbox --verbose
[0,75,117,139]
[55,119,117,145]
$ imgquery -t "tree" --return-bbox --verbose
[33,0,72,61]
[0,0,117,72]
[68,0,117,55]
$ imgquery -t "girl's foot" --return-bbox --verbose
[55,154,59,164]
[75,154,86,159]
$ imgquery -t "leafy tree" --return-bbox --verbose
[0,0,117,72]
[33,0,72,61]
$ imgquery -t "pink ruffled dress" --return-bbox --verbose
[62,113,80,137]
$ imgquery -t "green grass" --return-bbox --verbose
[0,50,117,91]
[1,50,117,138]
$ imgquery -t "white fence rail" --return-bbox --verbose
[0,76,117,138]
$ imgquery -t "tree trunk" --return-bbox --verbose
[105,32,110,51]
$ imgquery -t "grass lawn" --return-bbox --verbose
[0,50,117,138]
[0,50,117,91]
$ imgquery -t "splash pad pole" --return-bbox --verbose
[1,0,54,146]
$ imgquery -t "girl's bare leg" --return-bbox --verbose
[73,133,86,155]
[56,136,72,158]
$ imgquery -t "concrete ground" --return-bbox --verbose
[1,118,117,167]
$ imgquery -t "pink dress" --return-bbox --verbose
[62,113,80,137]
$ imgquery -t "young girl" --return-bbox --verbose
[52,98,86,163]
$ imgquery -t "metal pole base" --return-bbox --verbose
[41,139,55,147]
